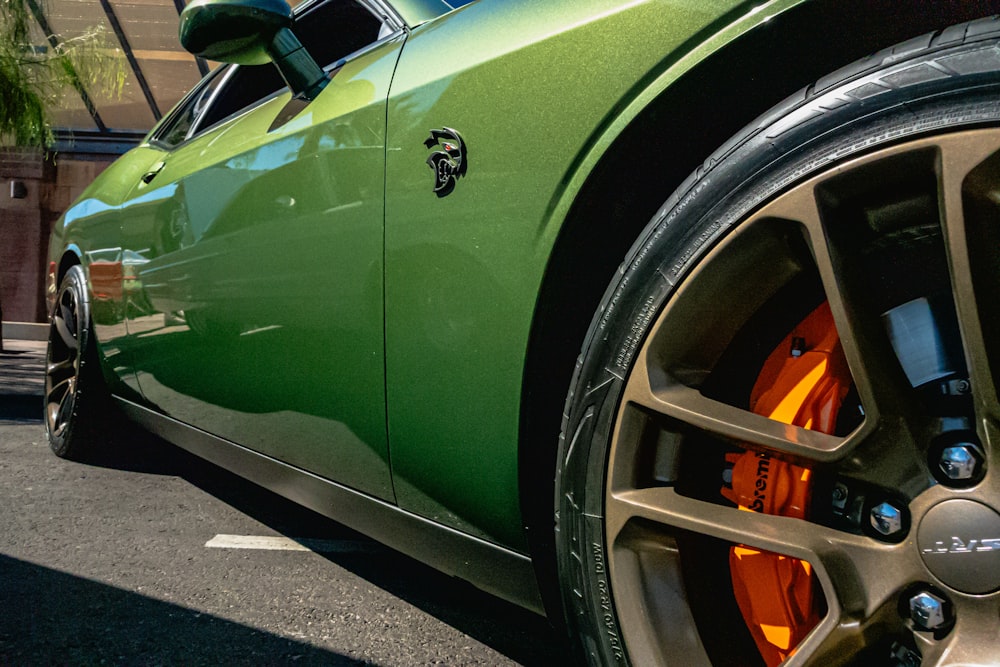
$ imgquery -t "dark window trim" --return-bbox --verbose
[153,0,403,149]
[147,64,231,150]
[53,129,148,156]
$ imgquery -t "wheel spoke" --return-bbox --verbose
[622,370,845,460]
[789,613,890,667]
[49,378,75,435]
[753,179,914,428]
[53,312,79,351]
[607,485,804,554]
[46,356,76,377]
[913,596,1000,667]
[935,130,1000,423]
[625,167,935,466]
[605,485,917,619]
[45,375,72,405]
[48,407,66,437]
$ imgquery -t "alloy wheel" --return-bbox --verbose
[606,130,1000,666]
[45,274,85,442]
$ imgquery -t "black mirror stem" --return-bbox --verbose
[268,27,329,101]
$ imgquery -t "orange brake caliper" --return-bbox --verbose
[720,302,852,666]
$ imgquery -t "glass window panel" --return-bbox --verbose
[112,0,182,52]
[111,0,204,114]
[42,0,111,39]
[139,57,203,114]
[49,93,101,131]
[25,3,99,131]
[99,97,156,130]
[31,0,253,134]
[34,0,155,130]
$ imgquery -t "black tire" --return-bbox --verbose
[45,264,112,460]
[558,18,1000,667]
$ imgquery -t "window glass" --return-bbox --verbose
[114,0,206,117]
[152,66,229,147]
[31,0,157,130]
[193,0,384,133]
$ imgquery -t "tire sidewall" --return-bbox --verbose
[45,265,95,458]
[556,36,1000,666]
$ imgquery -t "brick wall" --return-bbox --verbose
[1,149,112,323]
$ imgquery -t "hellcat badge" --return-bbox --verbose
[425,128,467,197]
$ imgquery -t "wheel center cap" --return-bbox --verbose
[918,499,1000,594]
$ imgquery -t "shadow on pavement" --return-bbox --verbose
[0,554,364,666]
[0,340,46,424]
[145,434,569,666]
[26,423,570,666]
[1,340,569,665]
[0,395,42,424]
[0,344,46,397]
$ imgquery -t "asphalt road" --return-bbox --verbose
[0,339,571,666]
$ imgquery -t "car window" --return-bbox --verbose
[153,0,388,149]
[152,66,230,148]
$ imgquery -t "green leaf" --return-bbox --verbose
[0,0,127,149]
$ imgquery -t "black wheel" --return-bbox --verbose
[45,264,111,460]
[558,18,1000,667]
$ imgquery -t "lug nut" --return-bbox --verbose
[909,591,949,631]
[889,641,921,667]
[870,501,903,536]
[939,444,980,481]
[831,483,848,510]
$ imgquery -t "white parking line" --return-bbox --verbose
[205,534,380,554]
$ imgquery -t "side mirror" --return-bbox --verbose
[179,0,328,100]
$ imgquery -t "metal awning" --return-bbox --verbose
[27,0,211,153]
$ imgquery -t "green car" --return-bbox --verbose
[44,0,1000,663]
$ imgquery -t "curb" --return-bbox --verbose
[2,322,47,342]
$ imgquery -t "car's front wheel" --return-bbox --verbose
[558,18,1000,666]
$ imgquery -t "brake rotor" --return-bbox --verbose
[720,302,852,666]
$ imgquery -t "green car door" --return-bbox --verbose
[114,0,402,500]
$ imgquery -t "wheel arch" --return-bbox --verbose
[518,0,999,622]
[46,247,84,317]
[57,248,83,284]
